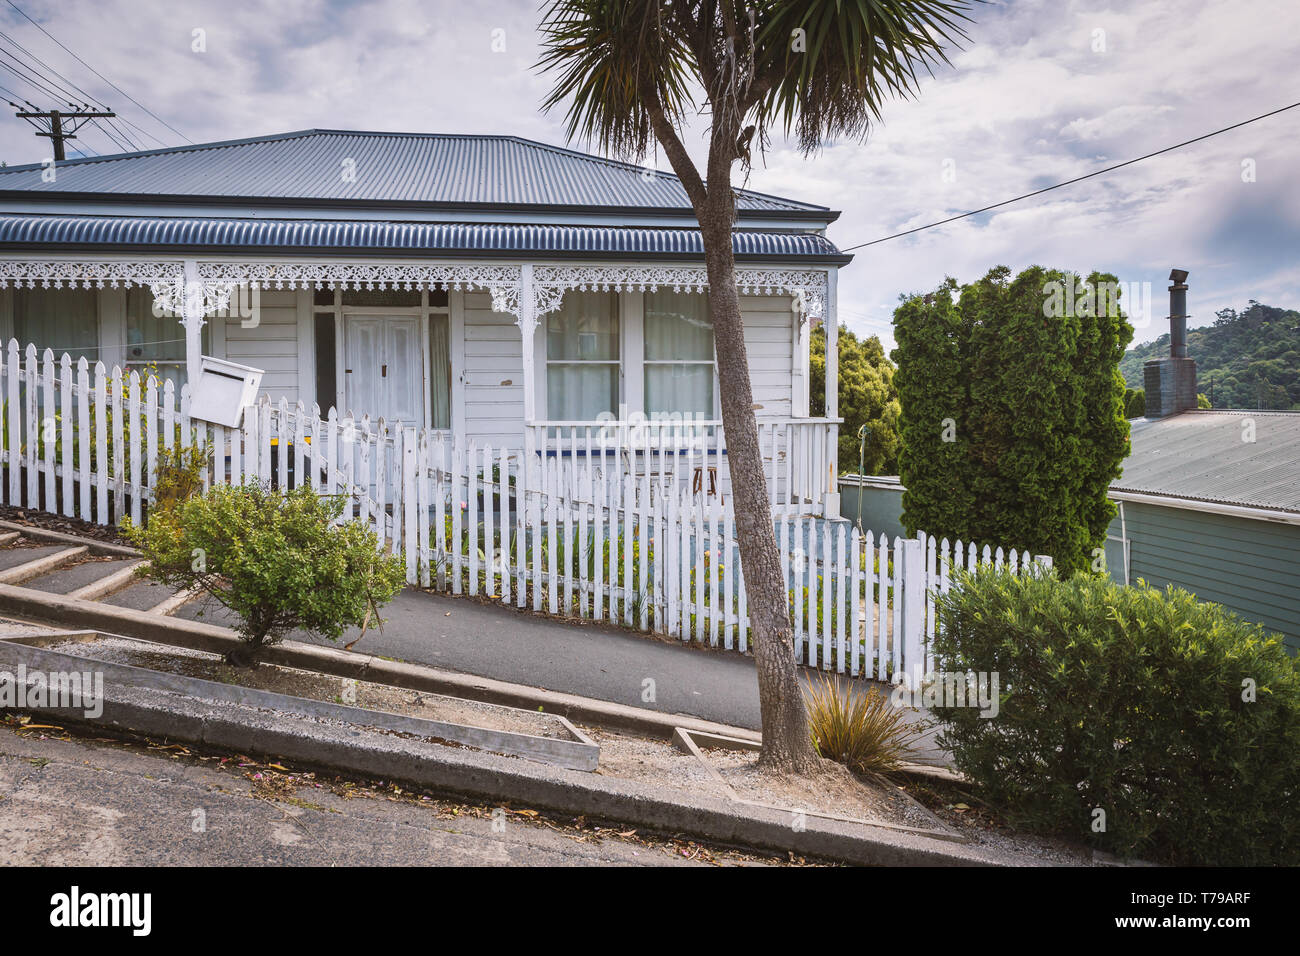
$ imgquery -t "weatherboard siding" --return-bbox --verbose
[1106,503,1300,650]
[220,288,302,406]
[0,284,801,452]
[462,290,526,448]
[741,294,794,420]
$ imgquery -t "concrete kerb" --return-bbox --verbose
[13,680,997,866]
[0,582,763,744]
[0,636,599,772]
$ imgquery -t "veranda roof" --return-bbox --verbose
[0,213,849,263]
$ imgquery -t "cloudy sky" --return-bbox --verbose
[0,0,1295,350]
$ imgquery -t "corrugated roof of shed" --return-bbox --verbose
[1113,410,1300,514]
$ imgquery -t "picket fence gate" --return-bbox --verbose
[0,341,1044,683]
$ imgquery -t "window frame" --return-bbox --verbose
[641,290,718,422]
[543,290,622,423]
[539,288,720,424]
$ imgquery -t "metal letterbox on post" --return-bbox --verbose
[187,356,263,428]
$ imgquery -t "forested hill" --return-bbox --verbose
[1120,301,1300,410]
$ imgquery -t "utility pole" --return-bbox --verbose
[9,102,115,161]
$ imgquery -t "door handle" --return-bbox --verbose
[381,364,387,378]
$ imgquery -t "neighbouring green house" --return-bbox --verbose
[839,411,1300,651]
[1104,409,1300,651]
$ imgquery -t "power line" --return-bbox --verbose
[841,101,1300,252]
[0,34,143,155]
[0,28,146,150]
[4,0,190,144]
[12,105,117,160]
[89,115,130,152]
[0,51,68,103]
[0,31,95,105]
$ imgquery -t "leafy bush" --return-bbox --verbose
[931,568,1300,865]
[150,441,210,514]
[127,484,407,666]
[804,672,920,774]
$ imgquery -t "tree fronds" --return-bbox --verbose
[754,0,975,154]
[536,0,696,161]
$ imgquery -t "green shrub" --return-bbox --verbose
[126,484,407,666]
[804,672,920,774]
[150,441,210,514]
[931,568,1300,865]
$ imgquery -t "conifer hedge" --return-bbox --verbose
[892,265,1133,574]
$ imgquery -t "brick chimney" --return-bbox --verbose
[1143,269,1198,417]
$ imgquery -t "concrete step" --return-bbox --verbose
[67,560,149,601]
[19,556,136,597]
[0,544,64,573]
[99,579,180,612]
[148,585,203,616]
[0,546,88,586]
[171,594,235,627]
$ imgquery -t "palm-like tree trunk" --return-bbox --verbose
[697,183,821,774]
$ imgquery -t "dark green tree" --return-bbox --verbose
[1120,301,1300,410]
[892,265,1133,574]
[891,277,974,542]
[810,323,900,476]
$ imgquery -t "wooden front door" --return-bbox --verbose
[344,315,423,426]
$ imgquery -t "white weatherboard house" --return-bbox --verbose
[0,129,848,514]
[0,131,1045,681]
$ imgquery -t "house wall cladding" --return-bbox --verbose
[220,288,301,404]
[461,290,525,447]
[1105,503,1300,651]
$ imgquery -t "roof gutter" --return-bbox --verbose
[1108,489,1300,527]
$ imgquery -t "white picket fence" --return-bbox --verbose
[0,340,1043,683]
[525,418,839,516]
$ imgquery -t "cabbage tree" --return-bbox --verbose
[538,0,972,773]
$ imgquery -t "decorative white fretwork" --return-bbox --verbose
[194,261,525,317]
[147,277,241,320]
[0,259,184,289]
[530,265,827,320]
[0,259,827,323]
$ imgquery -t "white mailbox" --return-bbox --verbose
[188,356,263,428]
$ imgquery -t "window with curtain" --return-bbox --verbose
[13,288,99,362]
[126,287,207,392]
[644,290,714,420]
[547,291,619,421]
[429,313,450,429]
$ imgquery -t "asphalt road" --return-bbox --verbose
[0,723,772,867]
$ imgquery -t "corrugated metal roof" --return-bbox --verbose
[0,214,844,260]
[1113,410,1300,513]
[0,129,825,213]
